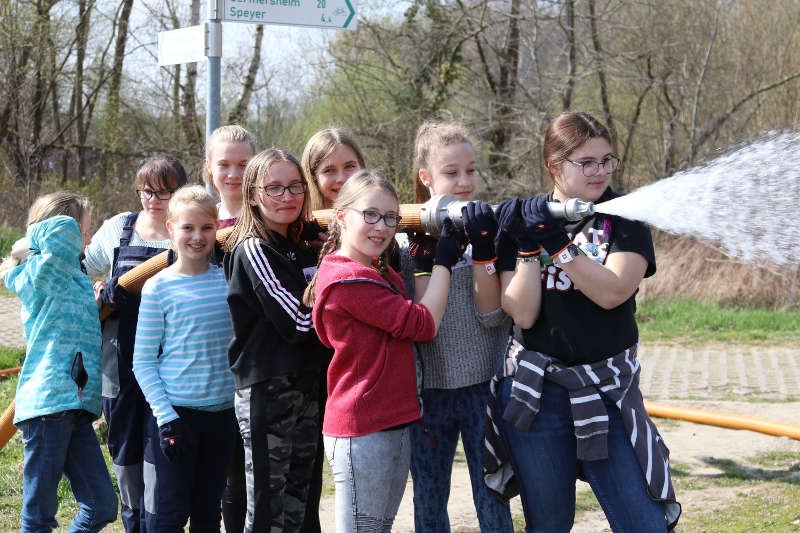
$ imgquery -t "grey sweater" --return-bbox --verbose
[396,233,510,389]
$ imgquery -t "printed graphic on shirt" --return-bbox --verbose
[542,226,610,293]
[302,266,317,284]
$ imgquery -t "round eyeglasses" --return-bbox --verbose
[564,156,619,177]
[346,207,402,228]
[255,182,307,197]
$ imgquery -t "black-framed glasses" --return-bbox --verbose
[346,207,402,228]
[137,189,175,200]
[564,155,619,177]
[255,182,307,197]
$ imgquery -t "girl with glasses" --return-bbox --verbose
[222,148,330,533]
[303,169,465,532]
[82,154,188,533]
[486,111,680,532]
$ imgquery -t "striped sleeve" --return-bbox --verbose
[132,277,177,426]
[243,238,314,339]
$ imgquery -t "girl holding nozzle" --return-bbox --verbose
[484,111,680,532]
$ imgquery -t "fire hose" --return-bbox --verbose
[1,194,798,449]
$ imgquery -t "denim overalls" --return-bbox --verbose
[101,212,169,533]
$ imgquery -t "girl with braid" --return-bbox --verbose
[303,169,466,532]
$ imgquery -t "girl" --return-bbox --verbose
[203,124,256,533]
[299,126,366,533]
[400,121,514,532]
[487,111,680,532]
[132,185,236,531]
[223,148,330,533]
[3,192,118,532]
[204,124,257,228]
[83,154,188,533]
[302,126,366,211]
[305,169,466,532]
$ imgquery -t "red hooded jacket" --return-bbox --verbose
[313,253,436,437]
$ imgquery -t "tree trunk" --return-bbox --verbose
[561,0,576,111]
[181,0,202,149]
[228,25,264,125]
[587,0,616,141]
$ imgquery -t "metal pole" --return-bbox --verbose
[206,0,222,194]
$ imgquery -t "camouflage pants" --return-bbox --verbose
[235,370,321,533]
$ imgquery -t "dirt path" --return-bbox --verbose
[318,400,800,532]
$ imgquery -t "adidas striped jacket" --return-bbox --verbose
[223,233,329,389]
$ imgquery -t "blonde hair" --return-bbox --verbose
[203,125,257,195]
[302,169,399,306]
[1,192,91,274]
[412,121,474,202]
[223,148,308,252]
[167,185,219,223]
[301,127,366,211]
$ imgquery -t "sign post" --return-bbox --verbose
[157,0,358,178]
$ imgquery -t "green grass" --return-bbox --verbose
[0,347,24,369]
[637,298,800,343]
[0,224,23,258]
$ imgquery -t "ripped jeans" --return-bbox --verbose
[323,427,410,533]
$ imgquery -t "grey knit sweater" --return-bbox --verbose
[395,233,510,389]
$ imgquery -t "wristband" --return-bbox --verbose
[555,243,581,265]
[517,255,540,264]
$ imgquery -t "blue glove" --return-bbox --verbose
[461,201,497,263]
[100,276,140,315]
[433,218,467,272]
[522,196,571,256]
[158,418,197,462]
[495,198,540,254]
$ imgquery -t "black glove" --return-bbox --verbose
[461,201,498,263]
[494,231,518,272]
[158,418,197,462]
[433,218,467,272]
[495,197,540,254]
[100,276,140,315]
[298,219,326,242]
[522,196,571,256]
[405,228,438,274]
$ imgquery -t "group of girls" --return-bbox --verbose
[4,110,680,533]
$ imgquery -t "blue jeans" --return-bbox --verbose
[142,407,236,533]
[19,409,118,533]
[324,428,410,533]
[410,383,513,533]
[496,379,667,533]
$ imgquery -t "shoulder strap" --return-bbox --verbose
[119,212,140,247]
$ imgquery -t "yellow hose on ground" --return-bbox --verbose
[644,402,800,440]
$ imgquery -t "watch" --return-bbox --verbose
[556,244,581,264]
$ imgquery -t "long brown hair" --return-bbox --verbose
[223,148,308,252]
[302,169,399,306]
[412,121,474,203]
[301,127,366,211]
[542,111,617,185]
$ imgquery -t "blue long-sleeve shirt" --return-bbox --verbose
[133,264,235,426]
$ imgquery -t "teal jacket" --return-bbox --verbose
[4,215,102,424]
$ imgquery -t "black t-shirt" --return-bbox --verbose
[521,188,656,365]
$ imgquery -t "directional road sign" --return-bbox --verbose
[223,0,357,29]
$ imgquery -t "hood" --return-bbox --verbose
[28,215,83,263]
